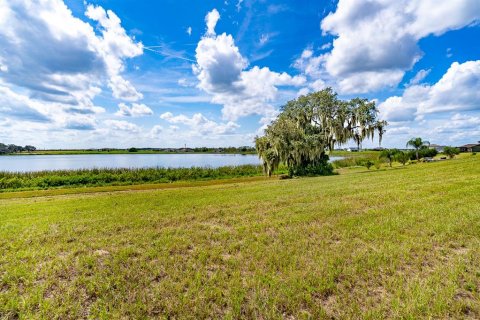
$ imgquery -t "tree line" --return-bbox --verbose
[0,143,36,154]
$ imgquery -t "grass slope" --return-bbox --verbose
[0,157,479,319]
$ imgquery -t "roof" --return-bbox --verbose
[459,144,480,148]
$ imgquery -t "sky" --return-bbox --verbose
[0,0,479,149]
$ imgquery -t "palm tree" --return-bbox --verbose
[406,137,430,160]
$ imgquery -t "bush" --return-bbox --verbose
[395,151,410,165]
[358,159,374,170]
[443,146,460,159]
[408,147,438,160]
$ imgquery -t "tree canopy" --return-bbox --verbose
[255,88,387,176]
[0,143,36,154]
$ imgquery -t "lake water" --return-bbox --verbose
[0,154,344,172]
[0,154,263,172]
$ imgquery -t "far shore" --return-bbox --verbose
[2,149,258,156]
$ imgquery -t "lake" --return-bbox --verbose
[0,154,344,172]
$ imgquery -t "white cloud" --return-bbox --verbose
[116,103,153,117]
[104,119,140,132]
[194,9,305,121]
[85,4,143,101]
[186,26,192,36]
[205,9,220,35]
[65,116,97,130]
[407,68,431,86]
[149,125,163,138]
[299,0,480,93]
[380,60,480,122]
[177,78,195,87]
[160,112,239,135]
[259,34,269,46]
[0,0,143,125]
[236,0,244,12]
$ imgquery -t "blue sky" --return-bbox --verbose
[0,0,479,149]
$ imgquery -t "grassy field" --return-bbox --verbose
[0,156,479,318]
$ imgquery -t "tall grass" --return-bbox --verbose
[0,165,268,191]
[331,152,379,168]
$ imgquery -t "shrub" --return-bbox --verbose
[395,151,410,165]
[358,159,374,170]
[443,146,460,159]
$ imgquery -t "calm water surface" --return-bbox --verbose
[0,154,262,172]
[0,154,344,173]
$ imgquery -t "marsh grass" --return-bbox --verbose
[0,157,479,318]
[0,165,271,191]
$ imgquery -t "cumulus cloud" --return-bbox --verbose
[298,0,480,93]
[104,120,141,132]
[0,0,143,128]
[194,9,305,122]
[65,116,97,130]
[205,9,220,35]
[150,125,163,137]
[160,112,239,135]
[0,85,51,122]
[379,60,480,122]
[116,103,153,117]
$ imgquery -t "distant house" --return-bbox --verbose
[429,144,447,153]
[346,147,359,152]
[458,142,480,153]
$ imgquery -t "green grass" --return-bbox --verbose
[0,165,269,192]
[0,156,479,318]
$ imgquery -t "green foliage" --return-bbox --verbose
[360,159,375,169]
[331,152,379,169]
[0,143,36,154]
[395,151,410,165]
[379,149,400,167]
[128,147,138,152]
[0,165,266,191]
[288,153,334,176]
[407,146,438,160]
[406,137,430,160]
[255,88,387,176]
[443,146,460,159]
